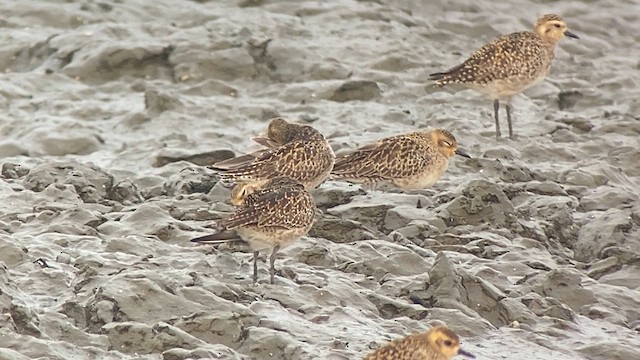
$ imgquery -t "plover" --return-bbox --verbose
[190,176,315,284]
[211,117,335,190]
[430,14,579,139]
[364,325,475,360]
[331,128,469,190]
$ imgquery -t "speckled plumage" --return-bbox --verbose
[229,181,262,206]
[211,117,335,190]
[430,14,579,139]
[364,326,475,360]
[190,176,315,284]
[331,128,469,190]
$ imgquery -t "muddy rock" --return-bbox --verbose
[1,0,639,359]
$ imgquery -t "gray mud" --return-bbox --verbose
[0,0,639,359]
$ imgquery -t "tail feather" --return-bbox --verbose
[428,71,449,81]
[210,153,260,171]
[190,230,242,244]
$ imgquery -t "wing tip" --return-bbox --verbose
[190,230,239,244]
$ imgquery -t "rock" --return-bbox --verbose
[557,117,594,132]
[0,142,28,157]
[145,88,183,115]
[236,326,312,359]
[579,186,637,211]
[97,203,179,241]
[524,181,568,196]
[607,146,640,177]
[173,306,258,350]
[466,158,534,183]
[557,90,582,110]
[437,179,515,227]
[61,43,174,82]
[370,54,422,72]
[311,183,365,210]
[514,195,578,248]
[576,342,640,360]
[424,252,478,317]
[2,163,30,179]
[384,206,443,232]
[292,242,338,268]
[107,178,144,204]
[390,222,444,245]
[0,236,28,266]
[102,322,158,354]
[481,146,522,161]
[598,265,640,289]
[163,166,218,196]
[206,181,233,205]
[364,291,429,320]
[248,39,323,82]
[23,162,114,203]
[19,122,103,156]
[0,348,31,360]
[308,216,375,243]
[162,345,248,360]
[171,46,256,82]
[183,79,239,97]
[560,169,608,187]
[154,149,235,168]
[9,303,42,337]
[86,276,208,331]
[521,292,574,321]
[307,59,352,80]
[328,203,392,233]
[534,268,597,310]
[582,281,640,326]
[575,209,633,262]
[422,308,494,338]
[586,256,622,279]
[329,80,381,102]
[340,245,428,280]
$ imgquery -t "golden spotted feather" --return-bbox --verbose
[218,179,315,231]
[430,31,550,87]
[364,326,475,360]
[429,14,578,139]
[333,134,436,182]
[211,117,335,190]
[190,176,315,284]
[331,129,467,190]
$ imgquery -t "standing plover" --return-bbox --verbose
[430,14,579,139]
[190,176,315,284]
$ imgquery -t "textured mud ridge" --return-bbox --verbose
[0,0,639,359]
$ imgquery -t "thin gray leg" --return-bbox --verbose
[252,251,259,284]
[506,103,514,139]
[493,99,501,139]
[269,244,281,284]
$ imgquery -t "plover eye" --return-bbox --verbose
[554,23,561,28]
[444,340,453,346]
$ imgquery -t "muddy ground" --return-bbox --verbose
[0,0,639,359]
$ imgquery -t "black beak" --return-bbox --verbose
[458,348,476,358]
[564,30,579,39]
[455,148,471,158]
